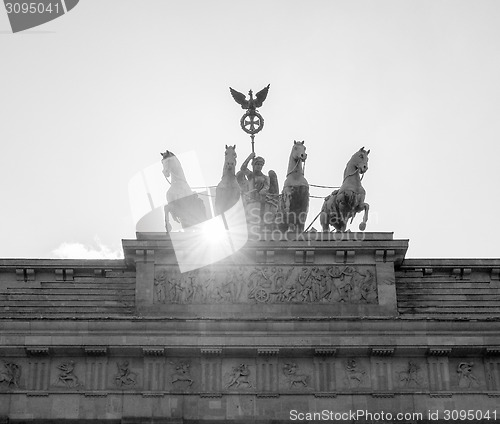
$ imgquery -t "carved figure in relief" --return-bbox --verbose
[457,362,479,388]
[170,361,193,387]
[115,361,137,387]
[357,270,377,303]
[345,359,366,388]
[399,361,422,388]
[283,363,308,388]
[57,361,80,388]
[0,361,21,388]
[226,364,253,389]
[154,265,376,305]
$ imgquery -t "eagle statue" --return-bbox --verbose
[229,84,270,112]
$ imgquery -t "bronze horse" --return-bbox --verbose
[277,140,309,232]
[161,150,206,231]
[320,147,370,232]
[215,145,241,215]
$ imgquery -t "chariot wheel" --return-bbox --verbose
[254,288,270,303]
[240,111,264,135]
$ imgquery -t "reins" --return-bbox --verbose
[286,157,306,178]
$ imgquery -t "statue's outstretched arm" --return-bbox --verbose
[240,152,255,172]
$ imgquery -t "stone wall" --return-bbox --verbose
[0,233,500,423]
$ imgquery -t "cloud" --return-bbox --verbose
[52,238,123,259]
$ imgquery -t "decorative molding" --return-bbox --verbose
[84,392,108,397]
[452,268,472,280]
[256,393,279,398]
[428,348,452,356]
[55,269,73,281]
[371,393,395,398]
[314,348,337,357]
[256,250,265,263]
[335,251,345,263]
[370,348,394,356]
[15,268,35,282]
[26,391,49,397]
[429,392,453,398]
[257,348,279,356]
[142,392,164,397]
[375,250,395,263]
[25,347,49,356]
[200,393,222,398]
[305,250,315,264]
[267,250,275,264]
[487,392,500,397]
[135,249,155,263]
[314,392,337,398]
[142,348,164,356]
[491,269,500,280]
[334,250,354,263]
[486,347,500,356]
[201,348,222,356]
[84,347,107,356]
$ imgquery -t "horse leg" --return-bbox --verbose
[358,202,369,231]
[320,195,334,232]
[164,205,172,232]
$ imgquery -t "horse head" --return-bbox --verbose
[160,150,176,179]
[224,144,237,172]
[349,146,370,174]
[292,140,307,162]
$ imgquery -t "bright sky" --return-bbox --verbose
[1,0,499,259]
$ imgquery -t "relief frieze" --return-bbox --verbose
[114,361,137,388]
[170,361,194,387]
[154,265,377,304]
[225,363,254,389]
[457,362,480,389]
[283,362,309,388]
[57,361,81,388]
[0,361,21,389]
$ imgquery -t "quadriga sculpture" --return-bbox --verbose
[320,147,370,232]
[161,150,206,232]
[215,145,241,215]
[276,140,309,232]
